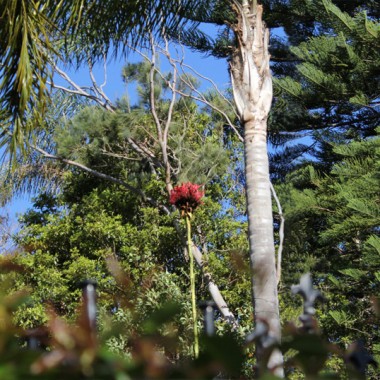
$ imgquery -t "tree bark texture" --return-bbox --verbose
[230,1,283,375]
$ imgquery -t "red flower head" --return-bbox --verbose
[170,183,204,217]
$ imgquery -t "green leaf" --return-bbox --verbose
[349,93,369,106]
[142,302,182,334]
[282,334,329,375]
[329,310,354,326]
[338,268,367,280]
[322,0,355,30]
[367,236,380,255]
[327,275,340,286]
[274,77,302,98]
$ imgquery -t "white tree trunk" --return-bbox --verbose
[230,1,283,375]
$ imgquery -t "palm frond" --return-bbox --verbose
[0,0,207,158]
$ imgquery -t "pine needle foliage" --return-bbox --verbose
[271,0,379,177]
[278,129,380,373]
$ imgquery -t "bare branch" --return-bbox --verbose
[163,37,178,149]
[270,182,285,285]
[100,52,108,90]
[99,150,141,161]
[129,40,243,142]
[51,62,115,112]
[159,46,244,142]
[87,56,114,108]
[147,35,174,193]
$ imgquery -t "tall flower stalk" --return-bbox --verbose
[185,213,199,358]
[170,183,204,358]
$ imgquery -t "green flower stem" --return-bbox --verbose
[186,214,199,358]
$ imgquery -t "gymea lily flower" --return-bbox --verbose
[170,182,204,358]
[169,183,204,217]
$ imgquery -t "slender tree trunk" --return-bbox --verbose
[230,1,283,375]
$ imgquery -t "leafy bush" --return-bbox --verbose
[0,261,377,379]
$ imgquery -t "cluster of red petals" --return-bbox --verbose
[169,183,204,215]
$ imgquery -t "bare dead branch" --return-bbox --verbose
[87,56,113,108]
[51,63,115,112]
[270,182,284,285]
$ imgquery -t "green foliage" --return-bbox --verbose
[0,266,377,379]
[1,1,379,377]
[52,63,232,187]
[270,0,379,178]
[278,129,380,375]
[2,59,251,370]
[271,9,379,375]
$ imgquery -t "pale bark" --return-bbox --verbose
[270,183,285,285]
[230,0,283,375]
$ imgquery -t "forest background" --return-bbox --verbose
[0,0,379,378]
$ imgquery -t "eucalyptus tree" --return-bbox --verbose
[228,2,283,373]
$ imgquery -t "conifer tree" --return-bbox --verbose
[272,2,379,373]
[277,129,380,374]
[271,0,379,177]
